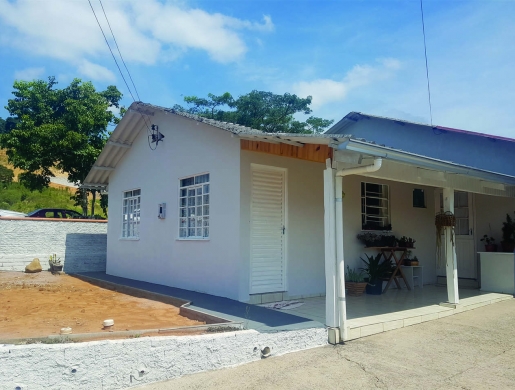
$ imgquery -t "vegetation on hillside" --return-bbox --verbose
[0,181,106,218]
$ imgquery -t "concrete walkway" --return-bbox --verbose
[137,298,515,389]
[75,272,324,332]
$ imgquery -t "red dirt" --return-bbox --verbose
[0,272,205,340]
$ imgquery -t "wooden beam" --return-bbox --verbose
[241,140,333,164]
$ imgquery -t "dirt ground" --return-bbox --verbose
[138,298,515,390]
[0,271,205,340]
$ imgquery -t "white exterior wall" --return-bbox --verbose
[0,219,107,273]
[107,112,241,300]
[239,152,326,301]
[341,175,437,284]
[1,328,327,390]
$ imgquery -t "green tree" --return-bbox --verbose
[0,117,17,134]
[0,76,121,215]
[178,90,333,134]
[0,164,14,184]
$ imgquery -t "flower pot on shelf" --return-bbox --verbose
[346,282,368,297]
[484,244,498,252]
[501,241,515,253]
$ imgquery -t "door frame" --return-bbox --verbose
[249,163,288,294]
[434,189,477,279]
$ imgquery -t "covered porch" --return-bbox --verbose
[323,138,515,343]
[268,286,512,340]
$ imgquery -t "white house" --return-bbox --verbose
[84,102,515,342]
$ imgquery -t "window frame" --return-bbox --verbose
[121,188,141,240]
[361,181,391,231]
[177,173,210,240]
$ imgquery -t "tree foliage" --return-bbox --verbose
[0,164,14,184]
[176,90,333,134]
[0,117,18,134]
[0,77,122,196]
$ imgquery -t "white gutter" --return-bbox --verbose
[333,157,382,341]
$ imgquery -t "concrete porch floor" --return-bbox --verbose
[266,285,513,340]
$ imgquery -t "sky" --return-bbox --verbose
[0,0,514,137]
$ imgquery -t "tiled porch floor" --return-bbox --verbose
[262,285,513,340]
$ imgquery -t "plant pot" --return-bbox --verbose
[501,241,515,253]
[346,282,368,297]
[484,244,498,252]
[410,261,419,266]
[366,279,383,295]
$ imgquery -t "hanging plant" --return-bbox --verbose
[435,211,456,268]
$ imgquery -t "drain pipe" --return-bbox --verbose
[334,158,382,342]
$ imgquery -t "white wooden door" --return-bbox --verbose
[250,164,287,294]
[435,190,476,279]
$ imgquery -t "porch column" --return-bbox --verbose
[443,187,459,304]
[324,160,339,337]
[335,175,347,342]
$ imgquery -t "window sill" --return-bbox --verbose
[176,238,210,241]
[119,237,140,241]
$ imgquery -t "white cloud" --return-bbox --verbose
[14,67,45,81]
[78,60,116,82]
[0,0,273,69]
[292,58,402,109]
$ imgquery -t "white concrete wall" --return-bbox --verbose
[107,112,241,300]
[1,328,327,390]
[240,151,326,302]
[341,175,437,285]
[0,219,107,273]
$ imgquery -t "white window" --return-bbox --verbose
[179,173,210,239]
[122,189,141,238]
[361,182,391,231]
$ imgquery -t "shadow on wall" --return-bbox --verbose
[64,233,107,273]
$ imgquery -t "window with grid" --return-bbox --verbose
[361,182,391,230]
[179,173,209,239]
[122,189,141,238]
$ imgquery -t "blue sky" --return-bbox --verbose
[1,0,514,136]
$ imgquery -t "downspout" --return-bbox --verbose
[334,157,382,341]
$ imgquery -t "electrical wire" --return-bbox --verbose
[88,0,136,102]
[98,0,141,102]
[88,0,158,150]
[420,0,433,127]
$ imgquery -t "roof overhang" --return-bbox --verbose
[338,138,515,187]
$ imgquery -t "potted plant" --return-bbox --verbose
[357,232,381,247]
[360,253,394,295]
[501,212,515,252]
[48,254,63,273]
[398,236,416,248]
[480,235,498,252]
[345,266,368,296]
[410,256,420,266]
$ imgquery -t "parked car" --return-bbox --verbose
[26,209,84,219]
[0,209,27,217]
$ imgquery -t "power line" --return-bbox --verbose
[420,0,433,127]
[87,0,136,102]
[98,0,141,101]
[88,0,158,150]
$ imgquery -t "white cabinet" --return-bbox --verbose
[401,266,423,288]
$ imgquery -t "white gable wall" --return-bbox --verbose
[107,112,241,300]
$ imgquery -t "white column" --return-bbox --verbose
[335,175,347,341]
[443,187,459,304]
[323,160,338,329]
